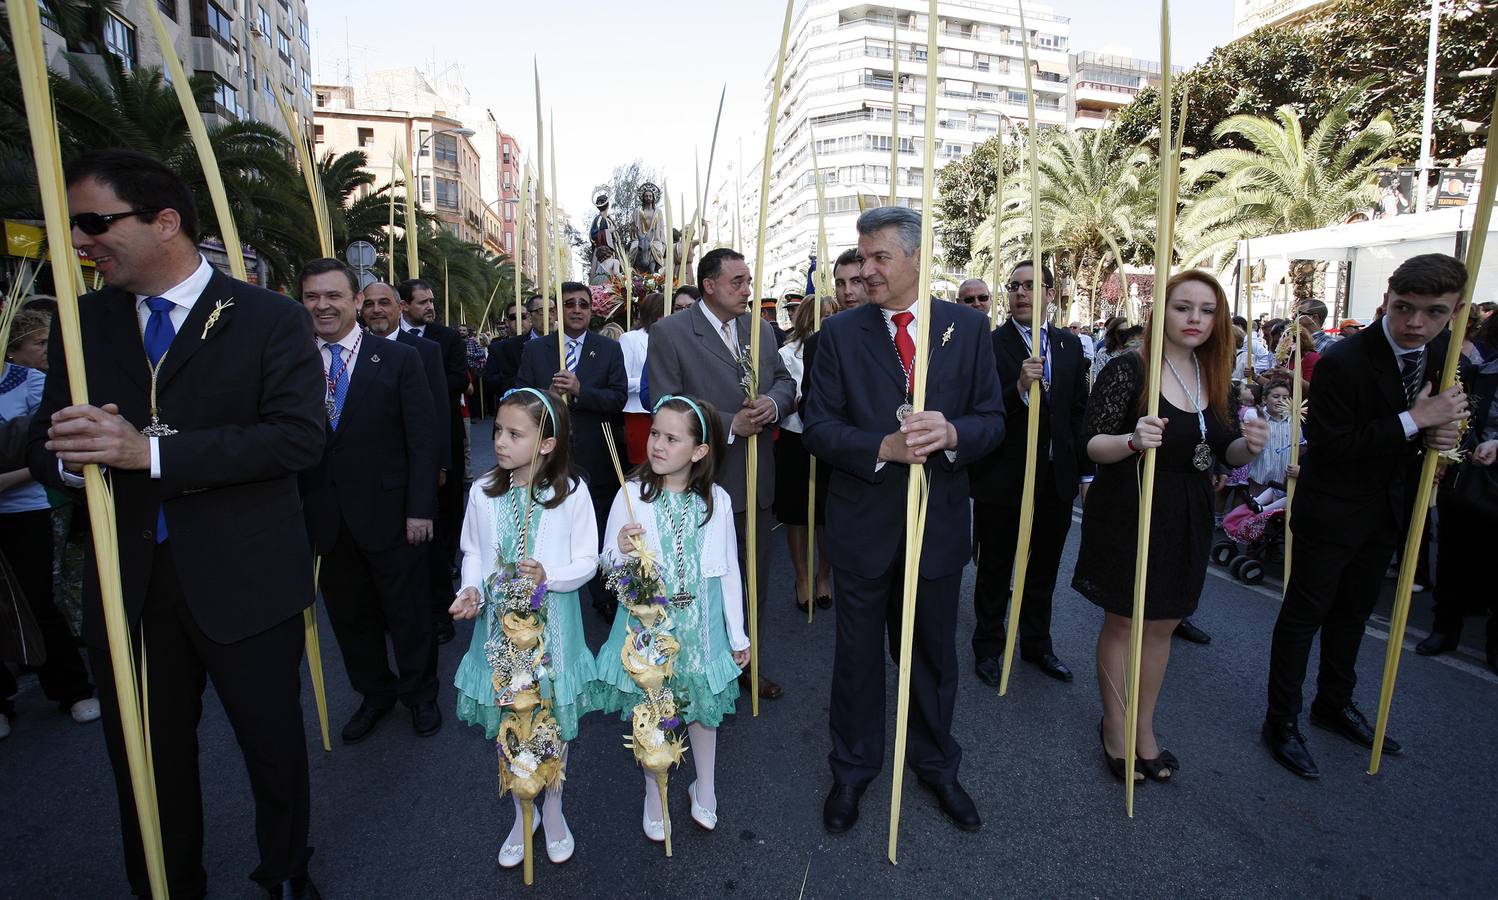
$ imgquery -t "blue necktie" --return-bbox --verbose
[326,344,349,430]
[565,338,580,371]
[143,297,175,542]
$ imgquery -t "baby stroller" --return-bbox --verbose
[1211,490,1288,586]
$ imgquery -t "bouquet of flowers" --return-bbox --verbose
[589,284,623,324]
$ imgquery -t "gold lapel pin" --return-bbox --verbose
[200,299,235,339]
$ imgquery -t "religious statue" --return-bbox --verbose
[629,182,666,275]
[589,187,617,255]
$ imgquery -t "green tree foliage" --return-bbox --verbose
[933,127,1021,271]
[1113,0,1497,159]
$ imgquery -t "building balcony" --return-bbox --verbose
[1074,81,1140,109]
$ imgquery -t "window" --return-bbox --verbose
[158,0,178,21]
[277,28,292,61]
[199,73,238,119]
[200,1,235,49]
[298,17,309,50]
[434,178,459,210]
[102,12,137,70]
[420,176,431,203]
[301,70,312,99]
[256,5,271,42]
[277,0,289,12]
[357,127,374,148]
[417,129,430,156]
[433,134,458,164]
[314,124,324,143]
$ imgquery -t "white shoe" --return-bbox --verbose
[642,806,665,843]
[497,813,540,868]
[70,699,100,724]
[0,713,10,740]
[545,822,575,864]
[688,781,717,831]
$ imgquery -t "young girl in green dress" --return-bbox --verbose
[589,395,749,840]
[449,387,598,867]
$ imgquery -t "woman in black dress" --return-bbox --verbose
[1073,271,1268,782]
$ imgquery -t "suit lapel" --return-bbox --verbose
[691,302,743,371]
[102,288,150,394]
[858,304,907,393]
[333,331,380,441]
[158,270,235,388]
[1362,325,1408,414]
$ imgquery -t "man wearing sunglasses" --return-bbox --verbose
[481,294,545,402]
[516,281,627,617]
[28,149,325,899]
[957,278,993,319]
[968,260,1090,687]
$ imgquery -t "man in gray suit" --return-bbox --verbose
[647,247,796,700]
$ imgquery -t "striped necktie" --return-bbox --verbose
[565,337,580,371]
[1399,350,1423,406]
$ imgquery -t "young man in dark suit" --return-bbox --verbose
[31,150,324,899]
[803,207,1005,835]
[516,281,627,614]
[1263,254,1470,779]
[299,260,441,743]
[397,279,466,642]
[969,260,1088,686]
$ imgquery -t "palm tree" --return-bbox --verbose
[1176,90,1406,270]
[970,125,1159,322]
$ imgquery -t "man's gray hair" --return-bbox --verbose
[856,206,922,256]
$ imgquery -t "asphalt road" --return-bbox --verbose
[3,418,1495,899]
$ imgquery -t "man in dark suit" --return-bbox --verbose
[397,278,466,643]
[1263,253,1469,779]
[516,281,627,615]
[299,260,441,742]
[482,294,543,400]
[648,248,798,700]
[362,282,448,490]
[31,150,324,899]
[969,261,1088,686]
[800,248,867,417]
[803,207,1004,836]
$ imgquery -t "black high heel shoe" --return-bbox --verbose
[1138,749,1180,783]
[1099,719,1143,783]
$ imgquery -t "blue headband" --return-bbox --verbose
[502,387,557,429]
[653,394,708,440]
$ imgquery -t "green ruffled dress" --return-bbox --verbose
[453,486,596,741]
[586,490,742,727]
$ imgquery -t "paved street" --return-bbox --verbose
[3,418,1496,899]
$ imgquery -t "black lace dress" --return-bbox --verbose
[1071,352,1240,620]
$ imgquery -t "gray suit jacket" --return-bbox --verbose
[646,301,796,513]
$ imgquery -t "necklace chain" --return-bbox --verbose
[1163,352,1207,442]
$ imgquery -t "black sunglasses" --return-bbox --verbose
[959,293,991,304]
[562,298,591,310]
[70,208,161,236]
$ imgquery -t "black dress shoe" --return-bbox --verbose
[1310,701,1401,755]
[1414,632,1457,656]
[341,701,392,744]
[1262,719,1319,779]
[920,780,982,832]
[434,618,456,645]
[738,671,784,700]
[1022,651,1073,683]
[823,782,866,834]
[411,699,442,737]
[973,655,1002,688]
[264,876,320,899]
[1174,618,1212,645]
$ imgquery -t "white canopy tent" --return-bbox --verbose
[1228,206,1497,322]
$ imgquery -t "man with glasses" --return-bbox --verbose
[957,278,992,319]
[483,295,545,400]
[31,149,324,899]
[516,281,627,617]
[969,260,1089,687]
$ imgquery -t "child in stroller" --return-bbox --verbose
[1211,466,1298,585]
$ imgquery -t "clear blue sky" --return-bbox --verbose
[311,1,1233,235]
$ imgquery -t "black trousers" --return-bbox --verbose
[828,558,962,787]
[971,473,1074,659]
[320,522,436,707]
[428,466,466,621]
[89,542,310,897]
[0,508,94,715]
[1431,493,1498,647]
[1266,516,1396,723]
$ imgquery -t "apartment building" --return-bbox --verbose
[1067,50,1174,130]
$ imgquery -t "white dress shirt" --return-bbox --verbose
[319,327,364,384]
[136,256,214,480]
[618,329,650,413]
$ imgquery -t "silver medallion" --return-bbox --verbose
[896,402,915,423]
[1192,442,1213,471]
[139,419,178,438]
[670,592,694,609]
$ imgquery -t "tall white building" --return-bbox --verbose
[717,0,1072,296]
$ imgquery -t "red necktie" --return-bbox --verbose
[892,311,915,393]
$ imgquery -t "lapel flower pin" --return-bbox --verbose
[200,298,235,339]
[941,323,954,347]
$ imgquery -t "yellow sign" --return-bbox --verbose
[5,219,93,267]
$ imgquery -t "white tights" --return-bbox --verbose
[644,723,717,821]
[503,745,569,848]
